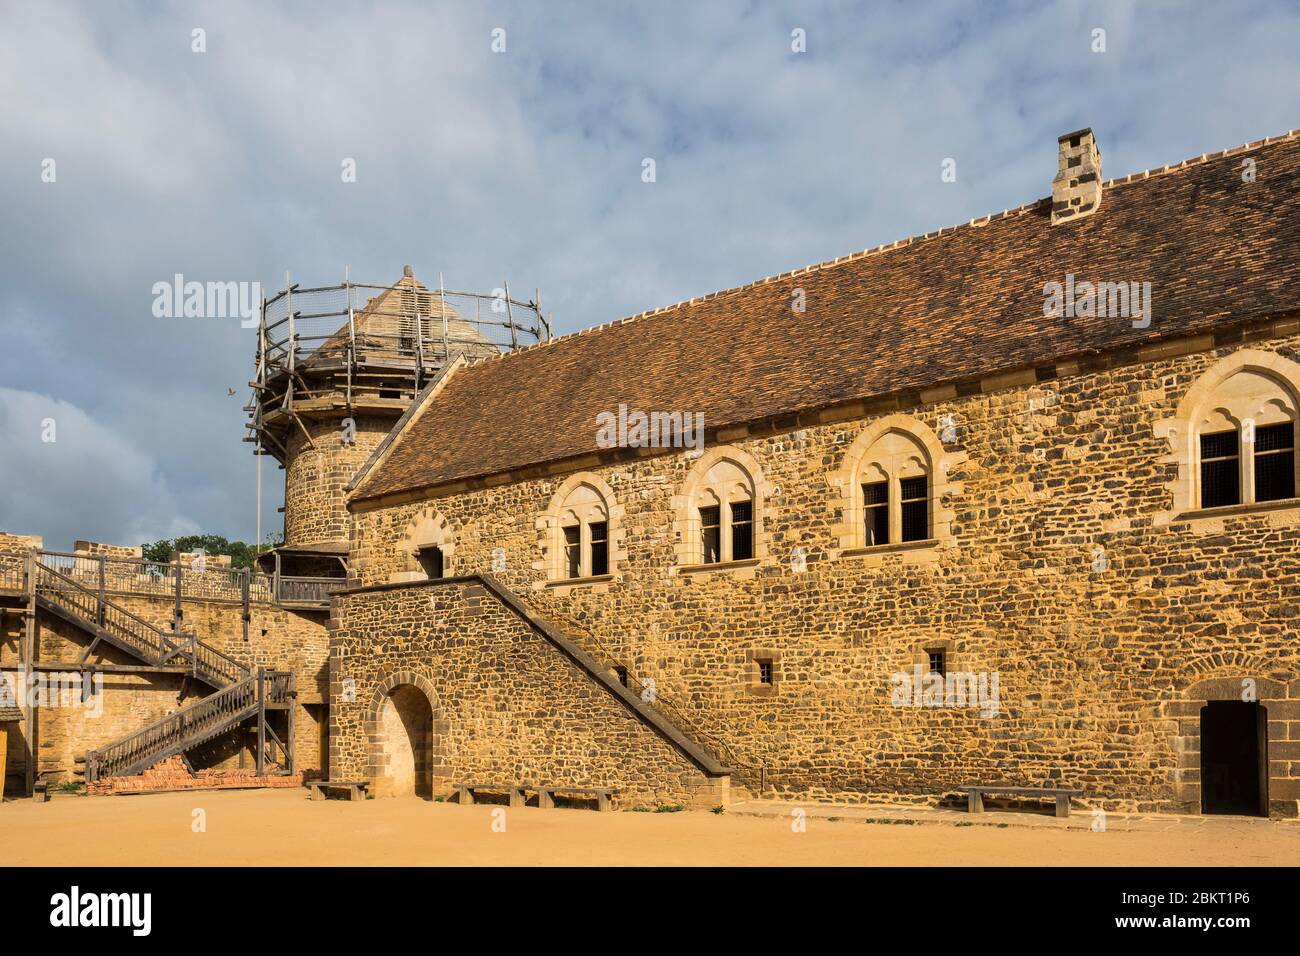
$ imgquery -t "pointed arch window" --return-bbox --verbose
[690,461,757,564]
[855,430,932,546]
[1191,373,1297,509]
[831,414,961,556]
[1158,350,1300,516]
[671,447,769,570]
[543,475,620,583]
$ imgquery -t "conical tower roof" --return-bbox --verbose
[309,266,501,367]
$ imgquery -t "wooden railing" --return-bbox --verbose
[36,563,177,664]
[34,562,248,688]
[85,668,293,781]
[188,635,251,688]
[3,548,350,611]
[37,549,274,604]
[275,575,347,605]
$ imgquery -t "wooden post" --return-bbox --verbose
[286,272,295,376]
[96,554,106,629]
[256,667,266,776]
[412,273,424,391]
[241,568,250,644]
[273,551,281,604]
[504,280,518,349]
[439,273,450,360]
[285,673,296,775]
[172,556,183,633]
[344,267,356,410]
[22,550,36,797]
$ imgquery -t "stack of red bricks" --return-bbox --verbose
[86,755,307,795]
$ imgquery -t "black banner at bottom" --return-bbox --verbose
[0,865,1281,942]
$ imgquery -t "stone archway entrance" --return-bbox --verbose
[379,685,432,797]
[367,673,446,799]
[1168,670,1283,817]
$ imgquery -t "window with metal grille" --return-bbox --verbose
[757,658,774,685]
[730,500,754,560]
[589,521,609,576]
[1200,429,1241,508]
[900,475,929,542]
[863,481,889,546]
[700,506,721,563]
[927,650,946,677]
[563,524,581,578]
[417,545,443,579]
[1254,422,1296,503]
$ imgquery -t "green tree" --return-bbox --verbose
[140,533,279,570]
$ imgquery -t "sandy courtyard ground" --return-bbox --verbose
[3,789,1298,866]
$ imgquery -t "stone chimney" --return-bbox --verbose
[1051,128,1103,226]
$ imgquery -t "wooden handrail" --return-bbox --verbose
[84,669,293,781]
[35,562,248,687]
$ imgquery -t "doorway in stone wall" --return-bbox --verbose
[378,684,434,798]
[1200,700,1267,816]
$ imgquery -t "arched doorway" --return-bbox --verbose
[1169,669,1282,818]
[370,678,441,799]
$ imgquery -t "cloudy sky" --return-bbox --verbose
[1,0,1298,550]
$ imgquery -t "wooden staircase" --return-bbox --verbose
[32,560,293,783]
[34,561,246,687]
[84,670,292,782]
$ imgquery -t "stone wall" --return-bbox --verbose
[329,578,729,808]
[0,533,39,591]
[348,335,1300,814]
[284,413,398,549]
[74,540,142,559]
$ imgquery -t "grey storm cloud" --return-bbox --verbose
[2,0,1299,549]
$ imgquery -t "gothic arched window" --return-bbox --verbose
[674,449,766,567]
[830,414,961,555]
[1159,350,1300,514]
[542,475,619,581]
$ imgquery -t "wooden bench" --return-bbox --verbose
[32,781,48,804]
[537,786,619,812]
[450,783,620,811]
[308,780,368,802]
[453,783,530,807]
[960,785,1083,818]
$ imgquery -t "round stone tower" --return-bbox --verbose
[247,266,537,577]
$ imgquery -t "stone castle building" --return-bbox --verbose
[4,126,1300,815]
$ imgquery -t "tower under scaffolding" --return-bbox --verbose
[244,265,551,578]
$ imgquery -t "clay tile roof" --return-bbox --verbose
[352,130,1300,504]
